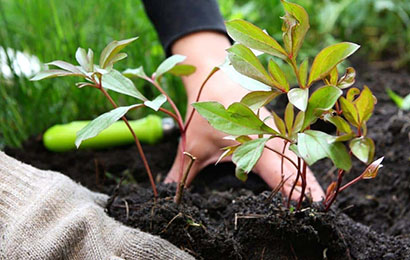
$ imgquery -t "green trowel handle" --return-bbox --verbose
[43,115,163,152]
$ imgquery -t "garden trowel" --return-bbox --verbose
[43,115,176,152]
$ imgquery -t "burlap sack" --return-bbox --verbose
[0,151,194,259]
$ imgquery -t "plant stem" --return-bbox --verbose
[324,169,345,211]
[184,67,220,130]
[145,76,192,203]
[297,160,307,210]
[288,157,301,208]
[175,152,196,204]
[264,145,299,170]
[99,86,158,197]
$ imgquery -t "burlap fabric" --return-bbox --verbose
[0,151,194,259]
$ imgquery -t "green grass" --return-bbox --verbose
[0,0,408,148]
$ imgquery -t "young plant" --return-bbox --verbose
[386,88,410,111]
[32,37,198,203]
[193,0,383,211]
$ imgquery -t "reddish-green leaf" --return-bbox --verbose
[226,19,287,60]
[281,0,310,58]
[233,138,269,173]
[240,90,281,111]
[268,59,289,91]
[30,69,82,81]
[192,101,278,136]
[308,42,360,85]
[168,64,196,76]
[339,97,359,127]
[302,85,343,130]
[324,114,352,134]
[298,58,308,87]
[355,86,374,124]
[101,69,147,101]
[227,44,276,87]
[99,37,138,69]
[285,103,294,134]
[328,67,338,85]
[75,104,140,148]
[272,111,286,135]
[47,60,83,74]
[347,87,360,102]
[155,54,186,79]
[292,111,304,135]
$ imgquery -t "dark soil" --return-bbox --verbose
[5,63,410,259]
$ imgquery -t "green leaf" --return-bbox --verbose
[87,49,94,72]
[296,130,351,171]
[268,59,289,91]
[240,90,281,111]
[323,114,352,134]
[281,0,310,58]
[337,67,356,89]
[349,137,375,164]
[355,86,374,124]
[235,167,248,182]
[76,48,92,72]
[168,64,196,76]
[75,104,139,148]
[225,19,287,60]
[155,54,186,79]
[192,101,278,136]
[105,53,128,69]
[123,66,147,79]
[227,44,275,87]
[144,94,166,111]
[30,69,82,81]
[285,103,294,134]
[308,42,360,85]
[298,58,308,87]
[47,60,83,74]
[272,112,286,135]
[334,132,355,142]
[328,67,338,85]
[219,58,271,91]
[292,111,304,135]
[302,85,343,130]
[347,87,360,102]
[339,97,359,127]
[287,87,308,111]
[101,69,147,101]
[233,138,269,173]
[99,37,138,69]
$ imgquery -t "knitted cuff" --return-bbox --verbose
[0,152,194,259]
[142,0,228,56]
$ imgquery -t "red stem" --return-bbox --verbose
[184,67,220,130]
[98,86,158,197]
[287,157,301,208]
[264,145,299,170]
[324,169,345,211]
[297,161,307,210]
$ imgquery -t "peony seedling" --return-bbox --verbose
[193,0,383,211]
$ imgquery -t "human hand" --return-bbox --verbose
[164,31,325,201]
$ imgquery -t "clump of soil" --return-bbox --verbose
[5,64,410,259]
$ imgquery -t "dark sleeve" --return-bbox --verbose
[141,0,228,56]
